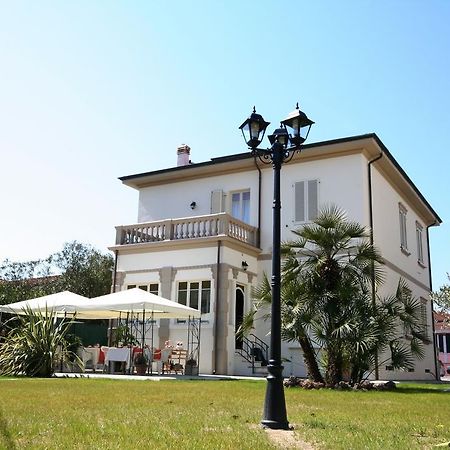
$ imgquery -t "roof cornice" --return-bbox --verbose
[119,133,441,225]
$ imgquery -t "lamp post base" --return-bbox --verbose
[261,362,289,430]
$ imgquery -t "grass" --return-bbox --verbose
[0,377,449,449]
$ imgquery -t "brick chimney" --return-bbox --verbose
[177,144,191,166]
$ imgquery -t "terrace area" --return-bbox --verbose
[114,213,259,248]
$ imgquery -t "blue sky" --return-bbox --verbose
[1,1,449,288]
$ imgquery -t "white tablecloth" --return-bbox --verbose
[105,347,132,369]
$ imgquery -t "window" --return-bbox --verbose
[416,222,424,265]
[127,283,159,294]
[231,190,250,223]
[399,203,408,252]
[437,334,450,353]
[149,283,159,295]
[177,281,211,314]
[438,334,444,353]
[294,180,318,223]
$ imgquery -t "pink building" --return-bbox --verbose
[434,311,450,376]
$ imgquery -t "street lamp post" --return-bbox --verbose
[239,104,314,430]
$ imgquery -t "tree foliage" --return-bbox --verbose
[0,259,58,305]
[240,205,428,385]
[50,241,114,298]
[432,274,450,312]
[0,241,113,305]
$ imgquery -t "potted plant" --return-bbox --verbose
[185,358,198,376]
[113,324,138,347]
[134,353,148,376]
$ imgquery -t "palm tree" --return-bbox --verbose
[281,205,384,384]
[239,205,428,385]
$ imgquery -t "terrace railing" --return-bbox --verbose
[115,213,258,248]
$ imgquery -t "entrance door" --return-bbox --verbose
[235,286,245,349]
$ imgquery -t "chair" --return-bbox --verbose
[158,347,172,375]
[100,346,109,372]
[169,349,187,374]
[143,347,154,374]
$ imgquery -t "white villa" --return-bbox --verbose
[109,133,441,380]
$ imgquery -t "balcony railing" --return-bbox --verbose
[115,213,258,248]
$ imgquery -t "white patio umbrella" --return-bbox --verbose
[76,288,201,319]
[0,291,91,317]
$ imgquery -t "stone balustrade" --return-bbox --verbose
[115,213,258,247]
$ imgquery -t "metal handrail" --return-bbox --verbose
[236,334,268,374]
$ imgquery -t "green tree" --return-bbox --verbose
[432,274,450,312]
[0,241,113,305]
[241,206,428,385]
[51,241,114,298]
[281,205,384,384]
[0,259,58,305]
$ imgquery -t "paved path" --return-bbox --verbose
[54,372,266,382]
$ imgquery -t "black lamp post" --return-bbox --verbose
[239,104,314,430]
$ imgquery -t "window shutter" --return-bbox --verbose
[308,180,318,221]
[211,190,225,214]
[294,182,305,222]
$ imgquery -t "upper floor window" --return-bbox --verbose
[231,190,250,223]
[399,203,409,253]
[177,280,211,314]
[294,180,319,223]
[416,222,424,265]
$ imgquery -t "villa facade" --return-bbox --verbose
[109,134,441,380]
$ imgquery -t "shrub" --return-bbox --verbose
[0,307,78,377]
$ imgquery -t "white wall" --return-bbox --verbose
[258,153,368,253]
[118,247,217,276]
[371,166,430,289]
[137,171,260,225]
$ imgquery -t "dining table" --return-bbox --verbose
[104,347,132,372]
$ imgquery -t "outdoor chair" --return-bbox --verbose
[168,349,187,374]
[100,346,109,372]
[159,347,172,374]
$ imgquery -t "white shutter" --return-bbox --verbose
[294,180,319,222]
[308,180,318,221]
[211,190,225,213]
[294,182,305,222]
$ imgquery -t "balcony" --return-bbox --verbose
[114,213,258,248]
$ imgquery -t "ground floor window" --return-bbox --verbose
[438,333,450,353]
[177,281,211,314]
[127,283,159,295]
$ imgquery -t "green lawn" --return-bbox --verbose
[1,377,449,449]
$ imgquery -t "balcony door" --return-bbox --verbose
[231,190,250,224]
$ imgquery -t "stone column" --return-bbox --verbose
[158,267,176,347]
[213,263,230,374]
